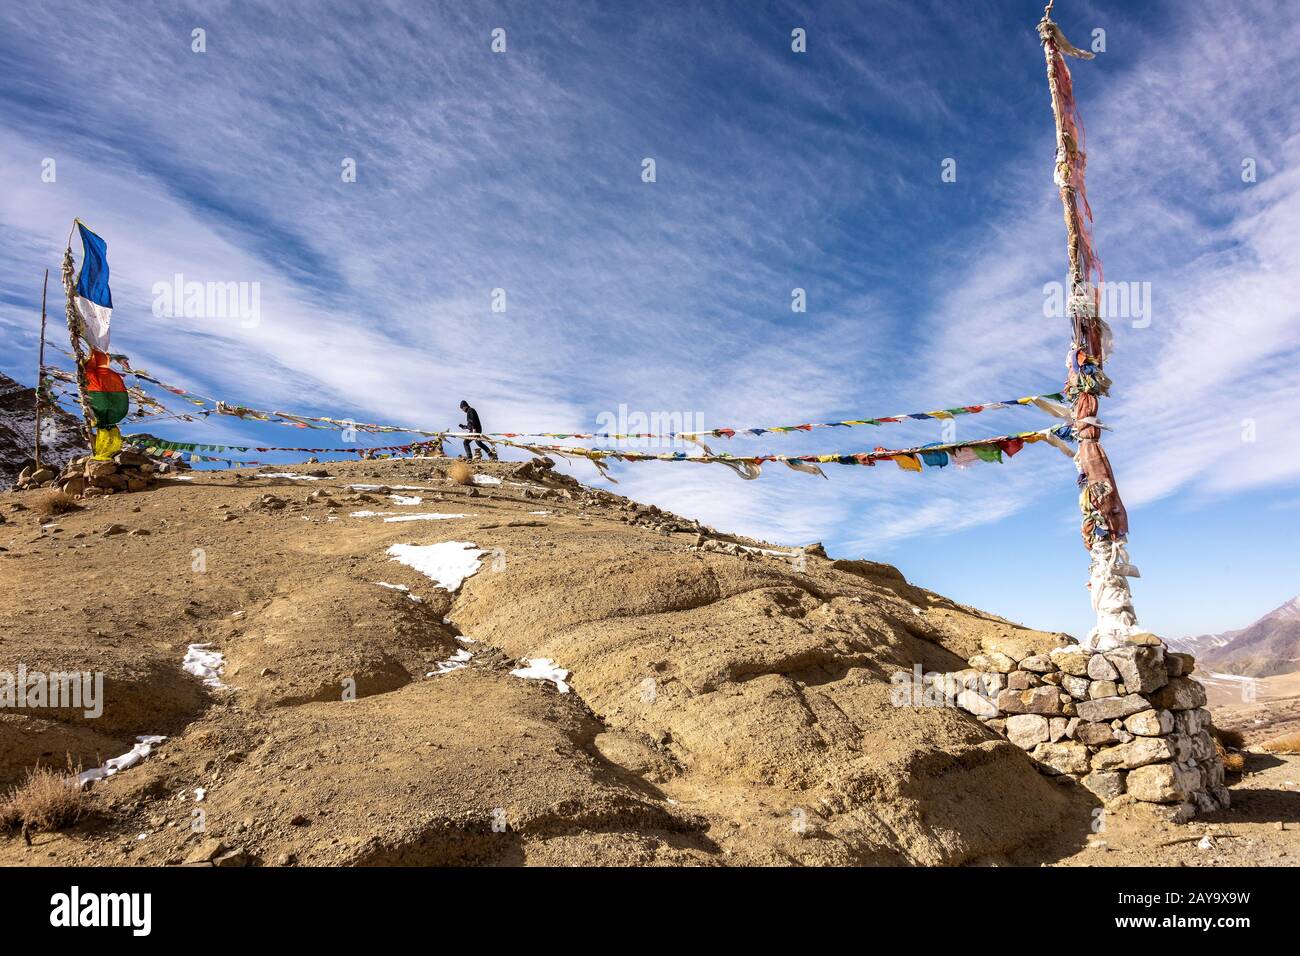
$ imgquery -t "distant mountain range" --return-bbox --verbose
[0,371,85,489]
[1170,597,1300,678]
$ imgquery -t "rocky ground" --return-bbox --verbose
[1,453,1296,866]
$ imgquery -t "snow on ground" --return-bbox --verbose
[427,648,473,676]
[163,474,195,481]
[183,643,226,688]
[77,735,167,787]
[472,474,502,485]
[387,541,485,591]
[389,494,422,505]
[529,510,551,515]
[510,658,570,694]
[254,472,328,480]
[374,581,423,602]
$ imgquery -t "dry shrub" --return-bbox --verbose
[32,489,81,517]
[0,760,85,834]
[1260,730,1300,755]
[447,460,474,486]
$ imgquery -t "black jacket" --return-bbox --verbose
[462,405,483,433]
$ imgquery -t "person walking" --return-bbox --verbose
[459,400,497,461]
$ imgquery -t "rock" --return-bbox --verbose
[1082,770,1126,801]
[986,718,1006,734]
[801,542,828,559]
[103,523,128,536]
[213,848,248,867]
[1006,671,1039,691]
[128,528,151,536]
[1019,655,1053,673]
[275,852,296,866]
[1030,741,1091,776]
[1050,647,1092,677]
[1174,708,1211,736]
[126,478,150,492]
[980,632,1069,664]
[1087,655,1120,681]
[1076,694,1149,723]
[969,652,1016,674]
[1103,646,1168,694]
[1124,709,1174,736]
[996,686,1062,715]
[1006,714,1050,749]
[84,460,118,478]
[1125,632,1164,647]
[1126,762,1201,803]
[184,839,226,864]
[1167,653,1194,678]
[955,690,998,718]
[1090,736,1174,771]
[1151,802,1198,824]
[29,467,56,484]
[1148,677,1208,711]
[1065,717,1080,740]
[1062,674,1090,700]
[1049,717,1069,742]
[1088,680,1118,699]
[61,477,86,497]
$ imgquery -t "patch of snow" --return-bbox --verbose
[389,494,422,505]
[427,649,473,676]
[164,474,195,481]
[183,643,226,688]
[194,787,206,802]
[255,472,327,480]
[387,541,485,591]
[77,735,167,787]
[472,474,502,485]
[455,635,476,644]
[510,658,570,694]
[374,581,423,603]
[529,510,551,516]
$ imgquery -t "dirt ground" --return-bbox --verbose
[1,454,1296,866]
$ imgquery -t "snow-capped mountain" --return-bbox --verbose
[0,371,85,488]
[1170,597,1300,678]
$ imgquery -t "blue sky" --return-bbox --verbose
[1,0,1297,640]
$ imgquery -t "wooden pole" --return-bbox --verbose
[34,269,48,469]
[1038,6,1142,651]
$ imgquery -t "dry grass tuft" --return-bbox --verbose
[1259,730,1300,755]
[31,489,82,517]
[447,461,474,486]
[0,760,86,835]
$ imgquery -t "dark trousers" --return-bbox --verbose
[463,439,492,458]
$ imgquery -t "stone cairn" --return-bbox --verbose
[939,635,1228,822]
[13,447,183,497]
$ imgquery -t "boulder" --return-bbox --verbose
[1082,770,1126,801]
[1166,653,1194,678]
[1088,680,1118,699]
[1103,646,1168,694]
[980,632,1069,664]
[1062,675,1090,700]
[1030,741,1091,776]
[1090,736,1174,771]
[996,686,1062,716]
[1075,694,1149,723]
[1148,677,1207,711]
[84,459,118,478]
[955,690,998,718]
[1124,709,1174,737]
[1086,655,1120,681]
[1049,717,1069,743]
[1126,762,1201,803]
[968,652,1016,674]
[1005,714,1050,749]
[1019,654,1053,673]
[1006,671,1039,691]
[1074,721,1117,746]
[1050,647,1092,677]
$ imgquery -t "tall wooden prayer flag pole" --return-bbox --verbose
[34,269,49,469]
[1038,3,1144,652]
